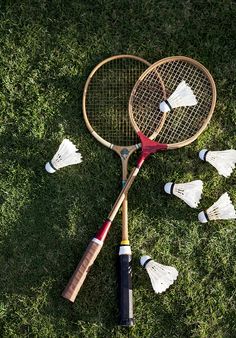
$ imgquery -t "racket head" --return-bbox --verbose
[129,56,217,148]
[83,54,151,150]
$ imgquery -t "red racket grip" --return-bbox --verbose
[62,239,103,302]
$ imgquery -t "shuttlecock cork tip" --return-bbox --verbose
[140,255,152,267]
[198,211,208,223]
[159,101,171,113]
[199,149,208,161]
[45,162,56,173]
[164,182,174,194]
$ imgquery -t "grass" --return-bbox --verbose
[0,0,236,337]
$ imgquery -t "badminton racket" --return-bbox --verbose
[62,55,217,306]
[64,55,151,326]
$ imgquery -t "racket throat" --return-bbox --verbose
[136,131,167,168]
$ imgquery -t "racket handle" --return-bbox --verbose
[118,245,134,326]
[62,239,103,302]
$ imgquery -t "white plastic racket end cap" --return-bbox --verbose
[119,245,131,256]
[198,211,208,223]
[140,255,151,266]
[199,149,208,161]
[159,101,170,113]
[164,182,173,194]
[45,162,56,173]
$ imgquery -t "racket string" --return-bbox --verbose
[130,59,215,145]
[86,58,148,146]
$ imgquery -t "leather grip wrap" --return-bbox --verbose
[62,239,103,302]
[118,253,134,326]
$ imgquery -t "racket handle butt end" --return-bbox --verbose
[61,239,103,303]
[61,290,76,303]
[119,318,134,327]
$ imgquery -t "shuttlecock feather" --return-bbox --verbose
[164,180,203,208]
[140,256,178,294]
[198,192,236,223]
[45,139,83,173]
[199,149,236,178]
[159,80,197,113]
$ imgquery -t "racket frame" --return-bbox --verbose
[64,55,151,326]
[130,56,217,149]
[62,55,217,308]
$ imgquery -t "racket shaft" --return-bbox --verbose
[121,197,128,240]
[62,239,103,302]
[108,166,139,221]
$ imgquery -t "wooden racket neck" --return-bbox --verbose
[121,157,128,243]
[113,145,139,242]
[107,166,139,223]
[109,138,167,224]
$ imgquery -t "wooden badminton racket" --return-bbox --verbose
[62,56,217,309]
[63,55,151,326]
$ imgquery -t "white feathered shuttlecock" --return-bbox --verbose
[45,139,83,173]
[198,192,236,223]
[164,180,203,208]
[199,149,236,178]
[140,256,178,294]
[159,80,197,113]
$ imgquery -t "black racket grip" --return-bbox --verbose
[118,252,134,326]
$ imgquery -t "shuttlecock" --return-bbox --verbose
[45,139,82,173]
[198,192,236,223]
[199,149,236,178]
[159,80,197,113]
[164,180,203,208]
[140,256,178,294]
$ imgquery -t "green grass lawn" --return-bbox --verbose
[1,1,236,337]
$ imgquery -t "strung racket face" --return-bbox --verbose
[83,55,150,149]
[129,56,217,147]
